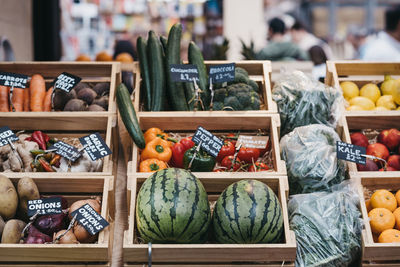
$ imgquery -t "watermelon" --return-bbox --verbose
[135,168,211,243]
[213,179,283,244]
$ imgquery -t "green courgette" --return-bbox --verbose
[147,31,165,111]
[188,41,210,110]
[160,35,168,54]
[166,23,188,111]
[136,36,151,111]
[116,83,145,149]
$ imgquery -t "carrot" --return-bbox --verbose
[0,86,10,112]
[23,86,30,111]
[29,74,46,111]
[43,87,53,111]
[10,88,24,112]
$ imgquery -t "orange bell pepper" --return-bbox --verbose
[144,128,169,144]
[141,138,172,162]
[139,158,167,172]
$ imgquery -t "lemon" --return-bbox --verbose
[381,75,397,96]
[376,95,396,110]
[340,81,359,101]
[373,106,389,111]
[397,106,400,110]
[349,96,375,110]
[360,83,381,103]
[346,105,364,111]
[393,79,400,105]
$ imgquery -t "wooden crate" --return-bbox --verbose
[325,61,400,113]
[129,113,286,177]
[0,115,118,176]
[133,60,277,113]
[0,61,121,116]
[356,175,400,265]
[342,113,400,178]
[123,175,296,264]
[0,175,114,265]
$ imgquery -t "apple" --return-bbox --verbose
[367,143,390,162]
[377,128,400,151]
[357,159,379,171]
[379,166,398,171]
[350,132,369,147]
[388,155,400,170]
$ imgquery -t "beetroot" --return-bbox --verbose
[24,225,52,244]
[357,159,379,171]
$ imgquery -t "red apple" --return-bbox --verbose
[377,129,400,151]
[367,143,390,162]
[388,155,400,170]
[357,159,379,171]
[379,166,398,171]
[350,132,369,148]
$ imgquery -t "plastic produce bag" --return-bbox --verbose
[280,124,346,194]
[272,71,343,137]
[289,181,362,267]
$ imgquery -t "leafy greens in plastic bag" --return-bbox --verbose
[280,124,346,194]
[272,71,343,137]
[289,181,362,267]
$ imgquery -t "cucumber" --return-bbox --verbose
[147,31,165,111]
[116,83,145,149]
[188,41,210,110]
[136,37,151,111]
[166,23,188,111]
[183,82,195,110]
[160,35,168,54]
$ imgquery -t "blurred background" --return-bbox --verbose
[0,0,399,63]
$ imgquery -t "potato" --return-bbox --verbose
[0,215,5,238]
[18,177,40,217]
[0,175,18,220]
[1,219,26,243]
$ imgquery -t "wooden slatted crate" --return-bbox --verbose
[356,175,400,266]
[123,174,296,265]
[325,60,400,113]
[133,60,277,113]
[342,113,400,178]
[129,113,286,177]
[0,115,118,176]
[0,175,114,265]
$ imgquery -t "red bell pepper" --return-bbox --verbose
[170,137,195,168]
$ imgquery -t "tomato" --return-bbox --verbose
[221,155,241,171]
[213,168,225,172]
[216,141,235,162]
[259,139,271,156]
[180,136,195,150]
[248,162,270,172]
[237,147,260,163]
[225,133,237,147]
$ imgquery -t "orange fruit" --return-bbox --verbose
[365,199,372,213]
[369,208,395,234]
[393,207,400,230]
[75,54,91,61]
[370,189,397,212]
[378,229,400,243]
[95,51,113,61]
[115,52,134,63]
[395,190,400,207]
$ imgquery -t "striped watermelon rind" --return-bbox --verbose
[135,168,211,243]
[213,179,284,244]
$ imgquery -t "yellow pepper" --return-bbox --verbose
[141,138,172,162]
[139,158,167,172]
[144,128,171,145]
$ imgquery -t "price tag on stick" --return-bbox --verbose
[237,135,269,149]
[70,203,109,235]
[27,197,63,217]
[336,141,366,165]
[192,126,223,157]
[52,72,81,93]
[209,63,235,83]
[0,126,19,147]
[170,64,199,82]
[48,141,82,162]
[79,132,112,161]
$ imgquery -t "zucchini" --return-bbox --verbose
[116,83,145,149]
[136,37,151,111]
[160,35,168,54]
[188,41,210,110]
[147,31,165,111]
[166,23,188,111]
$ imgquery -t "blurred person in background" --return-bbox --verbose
[290,20,333,60]
[346,25,369,59]
[256,17,308,61]
[309,45,327,82]
[361,6,400,60]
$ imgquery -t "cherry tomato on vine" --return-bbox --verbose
[216,141,235,162]
[248,162,269,172]
[221,155,242,171]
